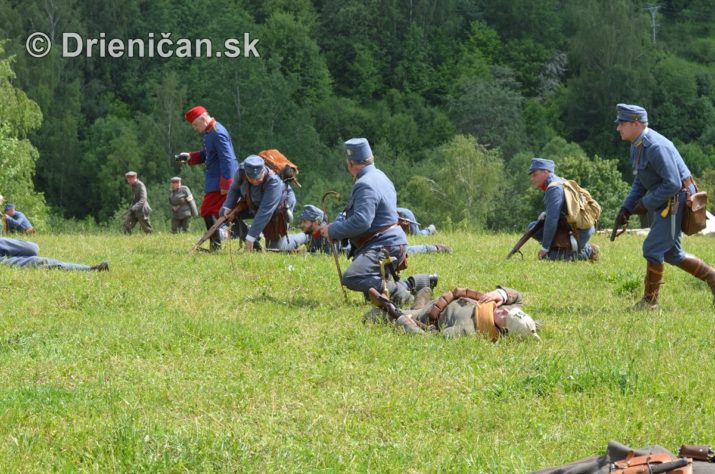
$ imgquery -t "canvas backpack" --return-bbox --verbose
[547,179,602,229]
[258,149,301,188]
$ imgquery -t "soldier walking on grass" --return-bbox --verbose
[615,103,715,309]
[177,106,238,251]
[168,177,197,233]
[123,171,153,234]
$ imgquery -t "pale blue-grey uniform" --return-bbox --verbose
[405,244,446,255]
[618,105,693,264]
[4,204,33,232]
[0,237,94,270]
[222,155,295,250]
[327,138,414,301]
[396,208,435,235]
[526,158,594,261]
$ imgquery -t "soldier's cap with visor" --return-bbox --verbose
[504,307,540,341]
[300,204,324,222]
[243,155,265,180]
[528,157,555,174]
[344,138,373,162]
[125,171,138,178]
[170,176,182,182]
[615,103,648,123]
[184,105,207,123]
[4,203,15,211]
[476,303,541,342]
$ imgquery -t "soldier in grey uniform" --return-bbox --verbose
[319,138,438,305]
[615,103,715,308]
[369,284,540,340]
[168,177,197,233]
[123,171,153,234]
[0,237,108,271]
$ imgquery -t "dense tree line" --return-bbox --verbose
[1,0,714,231]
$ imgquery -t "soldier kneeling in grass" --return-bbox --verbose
[368,284,540,340]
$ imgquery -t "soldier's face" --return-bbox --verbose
[170,182,180,190]
[300,219,317,233]
[616,121,642,142]
[529,170,548,188]
[5,208,14,216]
[191,114,211,133]
[246,171,265,185]
[126,177,136,184]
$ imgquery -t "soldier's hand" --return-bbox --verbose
[319,223,331,241]
[617,207,631,225]
[219,206,230,217]
[538,249,548,260]
[632,200,647,215]
[478,290,505,306]
[175,152,189,163]
[245,239,255,252]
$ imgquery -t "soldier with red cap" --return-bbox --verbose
[177,106,239,251]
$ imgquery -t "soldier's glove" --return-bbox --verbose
[175,152,190,163]
[616,207,631,225]
[632,200,648,215]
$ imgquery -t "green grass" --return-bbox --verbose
[2,231,715,473]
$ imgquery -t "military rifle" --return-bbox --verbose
[191,200,248,252]
[321,191,348,303]
[610,208,629,242]
[506,219,544,260]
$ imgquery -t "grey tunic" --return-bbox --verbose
[169,185,197,220]
[407,286,523,339]
[129,180,152,218]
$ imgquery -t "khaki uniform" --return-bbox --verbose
[169,185,197,233]
[123,180,153,234]
[407,286,522,339]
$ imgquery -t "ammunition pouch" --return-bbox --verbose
[427,288,483,323]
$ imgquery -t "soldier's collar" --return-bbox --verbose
[633,127,649,147]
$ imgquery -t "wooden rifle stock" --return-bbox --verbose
[506,219,544,260]
[191,200,248,252]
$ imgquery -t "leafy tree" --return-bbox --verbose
[449,67,527,159]
[406,135,505,230]
[0,47,48,228]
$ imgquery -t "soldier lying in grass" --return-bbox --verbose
[367,285,540,340]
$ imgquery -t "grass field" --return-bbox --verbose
[2,231,714,473]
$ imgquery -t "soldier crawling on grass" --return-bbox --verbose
[285,204,452,256]
[220,155,296,252]
[525,158,599,262]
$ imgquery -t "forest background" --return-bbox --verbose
[2,0,715,232]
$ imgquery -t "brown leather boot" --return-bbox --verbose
[676,256,715,302]
[632,262,664,310]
